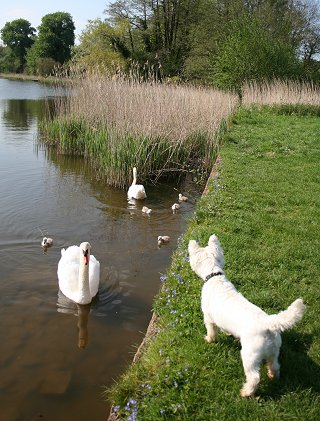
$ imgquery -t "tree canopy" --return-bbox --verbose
[0,19,35,72]
[213,16,301,91]
[1,1,319,85]
[100,0,320,85]
[71,19,127,70]
[26,12,75,75]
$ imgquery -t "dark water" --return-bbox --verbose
[0,78,201,421]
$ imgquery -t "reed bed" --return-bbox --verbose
[40,72,237,187]
[242,79,320,107]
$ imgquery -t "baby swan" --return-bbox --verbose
[142,206,152,214]
[179,193,188,202]
[127,167,147,200]
[158,235,170,246]
[171,203,180,212]
[41,237,53,248]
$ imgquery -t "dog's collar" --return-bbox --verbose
[204,271,223,282]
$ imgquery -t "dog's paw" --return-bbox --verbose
[267,369,280,380]
[204,335,214,343]
[240,387,254,398]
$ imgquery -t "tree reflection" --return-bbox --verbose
[2,99,47,129]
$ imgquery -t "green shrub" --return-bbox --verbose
[213,17,301,93]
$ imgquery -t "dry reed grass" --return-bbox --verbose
[65,73,237,143]
[242,80,320,106]
[42,70,238,187]
[42,74,320,189]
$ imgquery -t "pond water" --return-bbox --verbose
[0,78,202,420]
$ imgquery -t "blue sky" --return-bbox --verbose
[1,0,111,42]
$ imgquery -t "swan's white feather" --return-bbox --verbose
[58,245,100,303]
[127,184,146,200]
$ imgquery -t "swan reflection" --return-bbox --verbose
[56,266,139,349]
[76,303,91,349]
[57,290,91,349]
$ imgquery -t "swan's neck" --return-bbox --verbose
[78,258,90,299]
[132,168,137,185]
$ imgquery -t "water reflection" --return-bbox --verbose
[77,304,91,349]
[2,99,45,129]
[56,265,126,350]
[57,291,91,349]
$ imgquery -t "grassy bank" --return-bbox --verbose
[107,106,320,420]
[0,72,64,84]
[39,75,237,187]
[0,72,41,81]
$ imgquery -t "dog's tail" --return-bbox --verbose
[264,299,305,332]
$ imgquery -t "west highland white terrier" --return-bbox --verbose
[188,234,305,397]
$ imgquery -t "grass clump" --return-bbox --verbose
[39,73,237,187]
[107,106,320,420]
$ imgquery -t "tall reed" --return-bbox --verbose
[242,79,320,106]
[40,70,237,187]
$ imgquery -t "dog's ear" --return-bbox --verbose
[208,234,219,246]
[188,239,199,252]
[207,234,225,267]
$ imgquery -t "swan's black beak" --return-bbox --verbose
[83,249,89,265]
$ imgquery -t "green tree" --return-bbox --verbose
[104,0,319,82]
[105,0,201,75]
[295,0,320,61]
[0,45,20,72]
[0,19,35,72]
[38,12,75,63]
[107,1,142,51]
[213,17,301,92]
[26,11,75,74]
[72,19,127,70]
[183,0,244,82]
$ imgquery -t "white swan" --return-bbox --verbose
[127,167,147,200]
[57,242,100,305]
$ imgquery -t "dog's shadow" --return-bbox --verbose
[259,330,320,398]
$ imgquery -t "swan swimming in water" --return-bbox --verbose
[158,235,170,246]
[142,206,152,214]
[57,242,100,305]
[127,167,147,200]
[171,203,180,212]
[41,237,53,248]
[179,193,188,202]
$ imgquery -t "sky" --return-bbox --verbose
[0,0,111,43]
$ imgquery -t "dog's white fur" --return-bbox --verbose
[188,234,305,397]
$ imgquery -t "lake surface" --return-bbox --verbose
[0,78,201,420]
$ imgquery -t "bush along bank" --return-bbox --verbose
[107,106,320,420]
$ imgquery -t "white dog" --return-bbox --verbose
[188,234,305,397]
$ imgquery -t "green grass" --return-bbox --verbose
[107,106,320,420]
